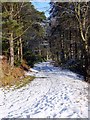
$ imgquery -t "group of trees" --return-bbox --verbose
[1,1,90,82]
[2,2,46,67]
[48,2,90,81]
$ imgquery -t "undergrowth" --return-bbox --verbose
[0,57,35,89]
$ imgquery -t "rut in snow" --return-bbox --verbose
[0,61,88,118]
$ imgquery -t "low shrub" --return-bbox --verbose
[24,51,43,67]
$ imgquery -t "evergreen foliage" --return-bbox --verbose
[2,2,46,67]
[48,2,90,82]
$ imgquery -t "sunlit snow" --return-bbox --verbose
[0,61,88,118]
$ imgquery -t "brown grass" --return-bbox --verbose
[0,75,35,89]
[0,57,35,89]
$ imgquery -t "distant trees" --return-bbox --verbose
[48,2,90,81]
[2,2,46,67]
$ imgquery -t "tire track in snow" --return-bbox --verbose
[0,61,88,118]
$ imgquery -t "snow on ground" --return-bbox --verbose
[0,61,88,118]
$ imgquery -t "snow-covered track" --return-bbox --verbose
[0,61,88,118]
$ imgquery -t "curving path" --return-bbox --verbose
[0,61,88,118]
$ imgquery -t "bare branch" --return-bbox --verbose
[3,4,9,14]
[13,3,28,18]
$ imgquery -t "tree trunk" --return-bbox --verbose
[9,33,14,67]
[17,40,20,61]
[20,37,23,63]
[9,3,14,67]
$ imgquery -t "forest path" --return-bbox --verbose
[0,61,88,118]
